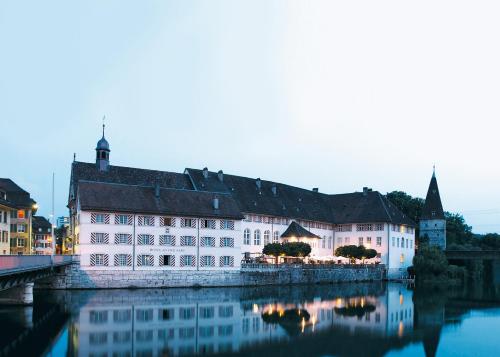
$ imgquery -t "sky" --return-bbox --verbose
[1,1,499,233]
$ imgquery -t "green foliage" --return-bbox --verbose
[445,212,473,246]
[386,191,424,224]
[474,233,500,250]
[334,245,377,263]
[262,242,312,260]
[413,245,449,278]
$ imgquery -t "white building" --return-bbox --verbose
[69,128,415,278]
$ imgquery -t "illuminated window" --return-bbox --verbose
[376,237,382,247]
[17,210,25,219]
[400,254,404,263]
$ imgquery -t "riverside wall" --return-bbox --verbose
[37,262,386,289]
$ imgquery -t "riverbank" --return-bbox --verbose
[37,261,386,289]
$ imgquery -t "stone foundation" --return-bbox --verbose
[37,262,386,289]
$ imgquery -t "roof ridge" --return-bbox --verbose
[377,193,394,223]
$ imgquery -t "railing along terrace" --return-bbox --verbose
[241,263,384,270]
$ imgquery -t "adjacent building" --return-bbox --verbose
[68,128,416,277]
[0,190,17,255]
[419,170,446,250]
[33,216,53,255]
[0,179,37,255]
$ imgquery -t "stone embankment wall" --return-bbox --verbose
[38,262,386,289]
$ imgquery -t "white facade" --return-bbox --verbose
[77,209,242,271]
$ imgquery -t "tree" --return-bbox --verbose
[445,212,473,246]
[282,242,311,258]
[386,191,424,225]
[335,245,362,263]
[413,245,449,279]
[362,248,378,263]
[263,243,282,264]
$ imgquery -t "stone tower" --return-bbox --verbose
[95,123,110,172]
[419,168,446,249]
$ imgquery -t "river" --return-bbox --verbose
[0,281,499,357]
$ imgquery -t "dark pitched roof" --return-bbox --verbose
[0,178,36,208]
[70,162,415,226]
[33,216,52,229]
[281,221,321,239]
[71,162,193,191]
[328,191,416,226]
[421,173,445,220]
[184,168,334,223]
[77,181,244,219]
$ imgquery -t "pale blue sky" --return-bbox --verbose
[2,1,499,233]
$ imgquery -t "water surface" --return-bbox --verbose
[1,281,499,357]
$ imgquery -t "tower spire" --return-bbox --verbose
[102,115,106,138]
[433,164,436,177]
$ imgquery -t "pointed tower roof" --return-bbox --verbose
[96,123,110,151]
[421,169,445,220]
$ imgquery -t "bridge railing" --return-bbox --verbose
[0,255,78,276]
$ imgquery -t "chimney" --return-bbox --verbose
[363,187,369,196]
[256,178,261,190]
[312,188,319,193]
[213,197,219,210]
[271,184,277,196]
[155,182,161,198]
[217,170,223,182]
[203,167,209,179]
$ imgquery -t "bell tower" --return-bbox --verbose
[419,167,446,249]
[95,121,110,172]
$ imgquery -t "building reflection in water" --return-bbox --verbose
[63,283,415,357]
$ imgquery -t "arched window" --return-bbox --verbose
[264,230,270,245]
[322,236,326,248]
[273,231,279,243]
[401,238,404,248]
[243,229,250,245]
[254,230,261,245]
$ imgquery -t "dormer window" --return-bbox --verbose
[431,210,436,217]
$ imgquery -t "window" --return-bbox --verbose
[199,306,215,319]
[200,255,215,267]
[116,214,130,225]
[358,237,363,246]
[376,237,382,247]
[401,238,405,248]
[179,307,195,320]
[138,234,154,245]
[93,233,107,244]
[356,224,373,231]
[220,256,234,267]
[219,306,234,318]
[159,235,175,246]
[160,255,175,266]
[410,240,413,249]
[113,310,131,323]
[160,216,175,227]
[406,239,409,248]
[17,224,26,233]
[138,255,153,266]
[366,237,372,246]
[136,309,154,322]
[244,215,252,222]
[181,236,196,246]
[273,231,279,243]
[400,254,405,263]
[159,308,174,321]
[114,254,129,266]
[89,310,108,324]
[375,223,384,231]
[17,210,25,219]
[181,218,195,228]
[201,236,215,247]
[180,255,195,267]
[95,214,106,224]
[253,230,261,245]
[243,229,251,245]
[322,237,326,248]
[220,237,234,247]
[397,238,400,247]
[328,237,332,249]
[200,219,214,229]
[95,254,106,266]
[199,326,214,337]
[344,237,350,244]
[140,216,154,226]
[115,233,130,244]
[263,230,270,245]
[17,238,26,247]
[220,220,234,230]
[392,237,395,247]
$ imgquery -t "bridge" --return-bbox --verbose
[0,255,76,305]
[445,250,500,260]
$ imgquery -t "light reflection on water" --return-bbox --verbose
[1,281,500,356]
